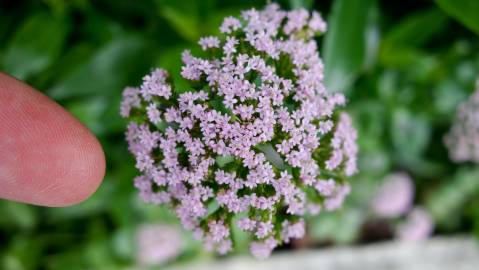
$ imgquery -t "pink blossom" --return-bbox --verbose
[315,179,336,196]
[255,221,273,238]
[146,103,161,124]
[120,87,141,117]
[220,16,242,34]
[281,219,306,243]
[121,3,358,258]
[139,68,172,100]
[198,36,220,50]
[445,79,479,163]
[208,220,230,243]
[217,239,232,255]
[396,207,434,241]
[309,11,327,33]
[136,224,182,265]
[237,217,257,231]
[250,237,277,259]
[372,173,414,218]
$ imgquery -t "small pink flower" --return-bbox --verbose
[445,79,479,163]
[372,173,414,218]
[396,207,434,241]
[198,36,220,50]
[136,224,182,265]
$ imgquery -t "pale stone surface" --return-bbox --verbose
[168,237,479,270]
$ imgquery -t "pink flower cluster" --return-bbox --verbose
[371,172,414,218]
[371,172,434,241]
[396,207,434,242]
[136,224,182,265]
[121,4,358,259]
[445,79,479,163]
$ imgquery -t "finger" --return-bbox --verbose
[0,73,106,207]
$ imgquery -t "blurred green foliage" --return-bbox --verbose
[1,0,479,269]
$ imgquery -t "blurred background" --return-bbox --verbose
[1,0,479,269]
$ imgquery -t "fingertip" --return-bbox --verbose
[43,129,106,207]
[0,73,106,207]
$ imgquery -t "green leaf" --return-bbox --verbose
[435,0,479,35]
[289,0,314,9]
[34,43,95,90]
[380,48,430,69]
[3,235,42,270]
[0,202,37,230]
[67,96,108,136]
[231,214,250,253]
[215,155,235,168]
[48,35,154,100]
[323,0,375,92]
[391,108,431,161]
[433,79,468,116]
[363,4,380,71]
[111,227,135,260]
[379,8,447,68]
[255,143,287,170]
[427,168,479,227]
[3,13,68,80]
[382,9,447,49]
[157,0,204,42]
[155,45,191,90]
[310,208,364,244]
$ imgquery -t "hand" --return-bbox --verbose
[0,73,105,207]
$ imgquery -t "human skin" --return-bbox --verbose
[0,72,105,207]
